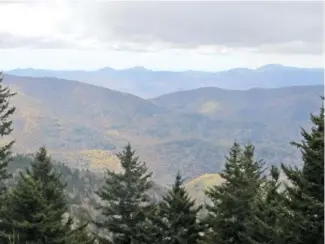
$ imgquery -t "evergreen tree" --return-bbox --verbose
[149,172,204,244]
[204,142,265,244]
[0,72,16,243]
[0,147,76,244]
[94,143,153,244]
[281,98,324,244]
[241,165,289,244]
[0,73,15,197]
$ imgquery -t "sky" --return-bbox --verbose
[0,1,324,72]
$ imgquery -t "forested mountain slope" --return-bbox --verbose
[3,74,323,183]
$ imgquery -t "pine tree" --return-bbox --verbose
[241,165,289,244]
[94,143,153,244]
[204,142,265,244]
[281,98,324,244]
[149,172,204,244]
[0,147,76,244]
[0,72,16,243]
[0,73,15,196]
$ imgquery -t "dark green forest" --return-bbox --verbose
[0,74,324,244]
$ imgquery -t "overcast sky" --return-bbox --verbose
[0,1,323,71]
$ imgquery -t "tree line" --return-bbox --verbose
[0,73,323,244]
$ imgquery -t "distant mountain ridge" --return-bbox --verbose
[6,64,324,98]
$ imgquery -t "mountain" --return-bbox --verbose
[3,74,324,184]
[151,85,322,123]
[6,64,324,98]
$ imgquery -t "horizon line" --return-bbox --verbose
[5,63,324,73]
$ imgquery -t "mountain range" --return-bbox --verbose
[6,64,324,98]
[3,71,323,184]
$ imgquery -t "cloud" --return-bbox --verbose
[72,1,324,55]
[0,32,75,49]
[0,31,170,52]
[256,41,323,55]
[0,1,324,55]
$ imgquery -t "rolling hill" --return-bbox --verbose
[185,173,223,205]
[6,64,324,98]
[3,73,324,184]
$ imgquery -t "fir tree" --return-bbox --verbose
[0,72,16,243]
[149,172,204,244]
[241,165,289,244]
[0,73,15,197]
[204,142,265,244]
[281,98,324,244]
[94,143,153,244]
[0,147,76,244]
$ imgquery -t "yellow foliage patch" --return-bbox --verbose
[186,173,223,190]
[199,101,221,114]
[80,149,121,172]
[186,173,224,204]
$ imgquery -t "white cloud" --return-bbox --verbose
[65,1,324,55]
[0,2,63,36]
[0,1,84,49]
